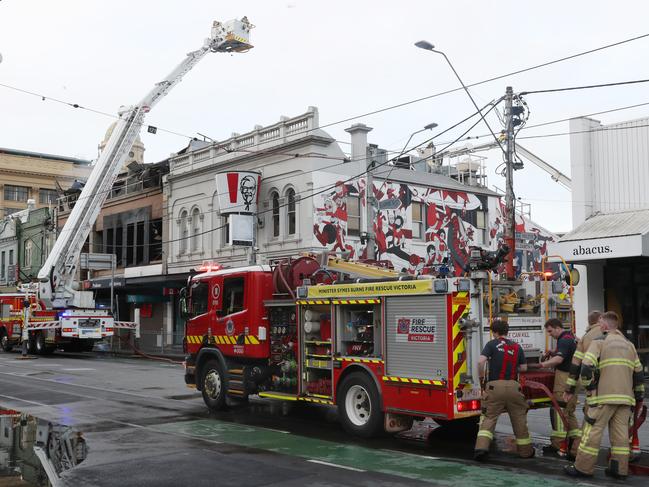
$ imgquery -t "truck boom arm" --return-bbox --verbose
[38,18,253,309]
[445,141,571,190]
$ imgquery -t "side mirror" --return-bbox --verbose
[179,288,189,319]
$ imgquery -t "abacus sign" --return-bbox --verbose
[396,316,436,343]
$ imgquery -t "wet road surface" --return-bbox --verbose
[0,352,645,486]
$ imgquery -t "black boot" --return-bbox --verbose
[564,465,591,478]
[605,460,627,480]
[473,449,489,462]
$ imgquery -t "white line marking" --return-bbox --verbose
[0,393,50,407]
[0,371,186,403]
[382,448,440,460]
[257,427,290,434]
[61,368,96,371]
[307,460,365,472]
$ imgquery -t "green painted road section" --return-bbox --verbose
[154,419,577,487]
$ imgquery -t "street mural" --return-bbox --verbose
[312,173,556,277]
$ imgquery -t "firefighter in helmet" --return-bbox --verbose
[564,311,645,480]
[475,318,534,461]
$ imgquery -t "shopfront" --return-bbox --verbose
[549,210,649,348]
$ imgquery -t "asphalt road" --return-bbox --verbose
[0,352,646,486]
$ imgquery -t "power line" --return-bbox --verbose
[517,122,649,141]
[2,31,648,159]
[520,78,649,96]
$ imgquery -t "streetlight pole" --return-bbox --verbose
[414,41,505,155]
[416,41,516,278]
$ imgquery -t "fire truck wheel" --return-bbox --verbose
[34,333,54,355]
[27,335,37,354]
[201,359,227,411]
[0,330,12,352]
[337,371,383,438]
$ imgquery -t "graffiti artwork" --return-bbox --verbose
[312,173,556,277]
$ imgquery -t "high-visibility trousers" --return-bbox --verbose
[475,379,534,458]
[574,404,632,476]
[550,370,580,455]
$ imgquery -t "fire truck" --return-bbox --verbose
[182,249,574,437]
[183,255,496,437]
[0,18,253,355]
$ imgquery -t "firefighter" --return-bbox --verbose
[564,311,645,480]
[474,318,534,461]
[529,318,578,458]
[563,310,602,456]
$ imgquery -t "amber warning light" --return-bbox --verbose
[196,260,223,273]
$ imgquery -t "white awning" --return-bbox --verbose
[548,209,649,262]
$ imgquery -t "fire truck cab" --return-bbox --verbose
[183,260,485,437]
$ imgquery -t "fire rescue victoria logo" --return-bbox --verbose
[396,316,436,343]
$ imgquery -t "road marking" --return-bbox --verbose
[382,448,439,460]
[307,459,365,472]
[0,371,185,403]
[257,427,290,434]
[61,368,96,371]
[0,393,50,407]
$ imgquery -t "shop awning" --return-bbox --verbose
[549,209,649,262]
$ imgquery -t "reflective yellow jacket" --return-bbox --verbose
[581,329,644,406]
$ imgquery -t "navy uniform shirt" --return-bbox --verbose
[482,337,526,382]
[554,330,576,372]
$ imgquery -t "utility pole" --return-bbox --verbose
[503,86,516,280]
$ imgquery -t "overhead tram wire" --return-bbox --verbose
[434,99,649,146]
[519,78,649,96]
[2,31,648,157]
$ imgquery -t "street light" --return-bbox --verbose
[415,41,503,153]
[399,122,438,157]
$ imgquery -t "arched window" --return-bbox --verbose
[179,210,188,254]
[286,188,296,236]
[191,208,201,252]
[271,191,280,237]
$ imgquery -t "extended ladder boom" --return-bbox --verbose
[38,18,253,309]
[445,141,571,190]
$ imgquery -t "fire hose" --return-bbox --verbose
[115,331,183,366]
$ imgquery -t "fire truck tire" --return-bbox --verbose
[27,335,37,354]
[337,371,383,438]
[0,329,12,352]
[201,359,227,411]
[34,333,54,355]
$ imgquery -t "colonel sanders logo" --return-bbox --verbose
[239,175,257,211]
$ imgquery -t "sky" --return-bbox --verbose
[1,0,649,233]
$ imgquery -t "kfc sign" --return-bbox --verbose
[215,171,261,214]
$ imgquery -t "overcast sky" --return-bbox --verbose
[2,1,648,233]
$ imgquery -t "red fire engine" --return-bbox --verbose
[0,293,94,354]
[183,256,489,437]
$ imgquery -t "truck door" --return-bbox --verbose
[215,276,247,345]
